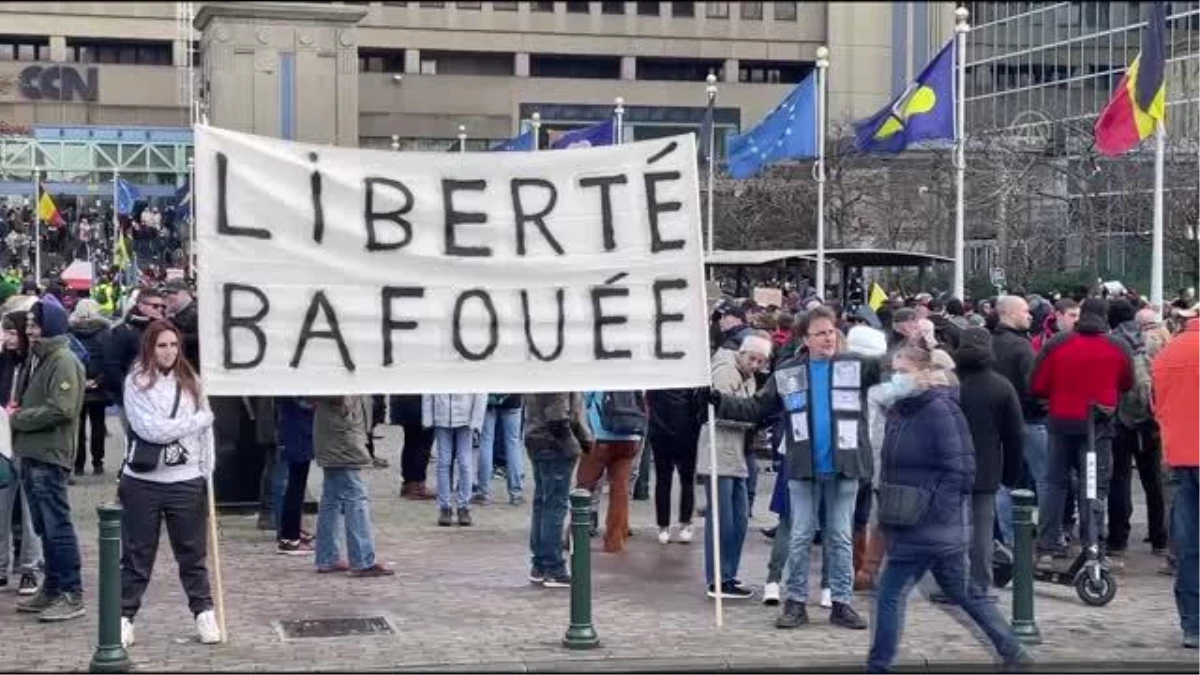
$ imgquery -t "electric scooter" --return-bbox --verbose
[993,406,1117,606]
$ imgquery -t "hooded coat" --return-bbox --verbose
[11,301,85,470]
[70,314,111,404]
[955,328,1025,493]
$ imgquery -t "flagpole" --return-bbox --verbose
[33,167,41,283]
[953,7,970,300]
[701,71,723,629]
[1150,119,1165,309]
[531,111,541,152]
[815,46,829,300]
[457,125,467,154]
[705,74,717,265]
[112,168,120,261]
[614,97,625,145]
[187,156,197,277]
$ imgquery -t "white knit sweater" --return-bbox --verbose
[121,367,215,484]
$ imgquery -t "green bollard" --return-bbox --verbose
[90,504,131,673]
[1010,489,1042,645]
[562,489,600,650]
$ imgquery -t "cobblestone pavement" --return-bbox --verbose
[2,422,1195,672]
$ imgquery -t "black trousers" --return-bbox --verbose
[650,433,697,528]
[400,422,434,484]
[1108,421,1168,550]
[119,476,213,618]
[278,460,311,542]
[74,401,107,472]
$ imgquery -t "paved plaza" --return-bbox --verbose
[2,422,1195,672]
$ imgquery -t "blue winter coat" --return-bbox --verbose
[276,397,315,464]
[879,387,975,553]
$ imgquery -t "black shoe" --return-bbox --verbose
[528,567,545,584]
[830,601,868,630]
[761,526,777,540]
[73,468,85,477]
[812,530,823,546]
[775,599,809,628]
[67,477,77,486]
[929,591,953,604]
[542,572,571,588]
[438,508,454,527]
[457,507,472,526]
[632,490,650,501]
[706,581,753,600]
[589,512,599,538]
[92,465,104,476]
[0,576,7,589]
[17,572,39,596]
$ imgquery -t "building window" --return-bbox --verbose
[739,60,810,84]
[492,1,518,8]
[418,1,445,6]
[66,38,171,65]
[456,1,482,8]
[773,2,796,21]
[638,57,725,81]
[601,1,625,13]
[0,36,50,62]
[637,1,660,16]
[671,1,694,17]
[566,1,589,13]
[530,53,622,79]
[706,2,728,18]
[740,2,762,20]
[420,50,515,75]
[531,1,554,11]
[358,48,406,73]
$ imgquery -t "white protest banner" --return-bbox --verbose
[195,126,709,395]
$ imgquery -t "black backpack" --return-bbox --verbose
[599,391,647,436]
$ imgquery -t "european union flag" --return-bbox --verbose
[854,40,956,153]
[697,96,715,163]
[726,73,818,179]
[550,119,615,150]
[115,178,141,216]
[491,129,535,152]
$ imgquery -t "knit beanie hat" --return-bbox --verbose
[31,300,70,338]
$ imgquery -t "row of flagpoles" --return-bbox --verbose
[477,3,1169,307]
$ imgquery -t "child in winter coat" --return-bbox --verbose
[422,394,487,526]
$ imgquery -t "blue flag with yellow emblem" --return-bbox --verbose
[726,72,818,179]
[854,40,956,153]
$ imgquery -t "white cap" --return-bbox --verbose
[739,335,773,358]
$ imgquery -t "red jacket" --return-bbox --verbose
[1031,313,1134,428]
[1153,319,1198,468]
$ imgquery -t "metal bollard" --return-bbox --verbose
[1010,489,1042,645]
[562,489,600,650]
[90,503,131,673]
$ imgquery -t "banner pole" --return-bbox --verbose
[705,75,717,268]
[458,125,467,154]
[531,111,542,152]
[953,7,970,299]
[815,46,829,300]
[34,167,41,283]
[1150,119,1165,310]
[614,97,625,146]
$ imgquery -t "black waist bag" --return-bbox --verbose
[126,383,182,474]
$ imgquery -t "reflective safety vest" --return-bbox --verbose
[94,282,117,316]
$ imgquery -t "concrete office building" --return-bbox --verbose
[961,1,1200,285]
[0,1,956,201]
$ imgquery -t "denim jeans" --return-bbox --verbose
[315,467,377,571]
[21,458,82,595]
[995,423,1048,546]
[435,426,474,510]
[477,407,524,501]
[703,476,748,587]
[0,457,42,576]
[788,477,858,604]
[270,446,288,530]
[529,455,574,576]
[1172,467,1199,640]
[1039,422,1112,552]
[867,548,1023,673]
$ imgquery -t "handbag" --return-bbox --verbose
[876,482,932,528]
[125,382,182,474]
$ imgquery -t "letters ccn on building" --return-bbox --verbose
[0,2,957,145]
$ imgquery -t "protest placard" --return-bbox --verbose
[195,126,709,395]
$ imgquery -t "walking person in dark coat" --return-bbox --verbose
[954,327,1024,597]
[868,345,1027,672]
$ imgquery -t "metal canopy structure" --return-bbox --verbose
[706,248,952,268]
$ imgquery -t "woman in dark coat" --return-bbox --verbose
[868,345,1027,673]
[69,299,112,475]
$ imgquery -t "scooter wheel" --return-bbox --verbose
[1074,567,1117,606]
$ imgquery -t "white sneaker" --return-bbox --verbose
[762,582,781,606]
[120,617,135,648]
[677,523,694,544]
[195,609,221,644]
[819,587,833,609]
[658,528,671,545]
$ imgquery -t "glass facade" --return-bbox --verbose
[0,126,193,200]
[963,1,1200,290]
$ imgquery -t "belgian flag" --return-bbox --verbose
[36,183,65,227]
[1094,2,1167,156]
